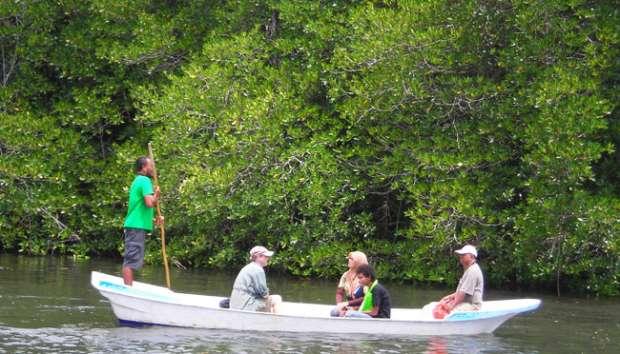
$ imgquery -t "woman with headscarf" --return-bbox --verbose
[329,251,368,317]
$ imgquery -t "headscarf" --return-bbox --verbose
[342,251,368,299]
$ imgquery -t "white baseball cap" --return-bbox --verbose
[454,245,477,257]
[250,246,274,258]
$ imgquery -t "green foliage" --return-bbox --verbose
[1,0,618,296]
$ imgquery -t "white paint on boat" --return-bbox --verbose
[91,271,540,336]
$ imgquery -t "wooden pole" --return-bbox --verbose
[148,142,171,289]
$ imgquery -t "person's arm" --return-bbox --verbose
[144,186,160,208]
[440,291,456,303]
[251,266,270,298]
[347,297,363,308]
[363,305,380,317]
[447,291,466,310]
[335,272,349,304]
[335,287,345,303]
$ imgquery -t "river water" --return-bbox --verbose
[0,254,618,353]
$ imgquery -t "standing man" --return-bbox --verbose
[230,246,281,313]
[122,156,162,286]
[438,244,484,312]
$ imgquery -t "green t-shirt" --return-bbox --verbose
[123,175,155,231]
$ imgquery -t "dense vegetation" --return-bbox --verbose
[1,0,618,296]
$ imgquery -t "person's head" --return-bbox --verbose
[135,157,154,177]
[249,245,274,267]
[454,244,477,267]
[347,251,368,271]
[356,264,376,286]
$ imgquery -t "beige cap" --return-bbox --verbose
[250,246,274,259]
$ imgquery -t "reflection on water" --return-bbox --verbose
[0,254,618,353]
[0,325,518,354]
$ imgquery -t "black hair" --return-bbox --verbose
[356,264,376,281]
[135,156,150,172]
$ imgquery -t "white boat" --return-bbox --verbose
[91,271,541,336]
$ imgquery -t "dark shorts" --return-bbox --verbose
[123,228,146,270]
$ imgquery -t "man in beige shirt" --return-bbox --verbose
[439,245,484,311]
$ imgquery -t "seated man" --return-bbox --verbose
[343,264,391,319]
[438,244,484,313]
[229,246,281,313]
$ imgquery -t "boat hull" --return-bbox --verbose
[92,271,540,336]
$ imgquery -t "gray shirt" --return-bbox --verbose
[456,262,484,306]
[229,262,269,311]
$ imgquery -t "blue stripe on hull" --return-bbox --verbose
[118,319,154,327]
[118,319,184,328]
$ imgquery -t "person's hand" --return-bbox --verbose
[155,215,165,226]
[440,295,452,303]
[337,302,348,310]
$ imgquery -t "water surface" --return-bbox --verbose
[0,255,618,353]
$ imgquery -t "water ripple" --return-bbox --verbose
[0,325,529,354]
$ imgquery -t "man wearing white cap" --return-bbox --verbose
[438,244,484,312]
[229,246,281,313]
